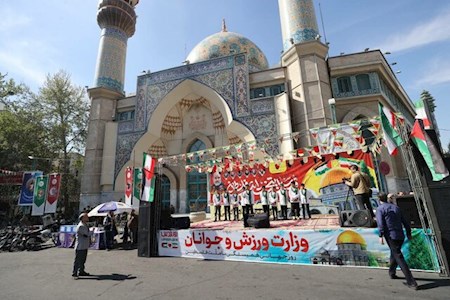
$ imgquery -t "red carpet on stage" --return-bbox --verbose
[189,215,340,231]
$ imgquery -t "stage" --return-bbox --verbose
[158,214,439,272]
[189,215,340,231]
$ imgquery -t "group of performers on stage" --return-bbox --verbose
[211,181,312,222]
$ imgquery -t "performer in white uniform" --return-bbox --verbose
[230,188,240,221]
[222,189,231,221]
[289,181,300,220]
[279,185,288,220]
[260,186,269,216]
[268,186,279,220]
[299,183,312,219]
[213,189,222,222]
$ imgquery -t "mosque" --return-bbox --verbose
[80,0,416,212]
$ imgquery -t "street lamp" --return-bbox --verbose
[328,98,337,124]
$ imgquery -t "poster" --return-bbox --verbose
[32,175,48,216]
[45,173,61,214]
[208,150,378,211]
[18,171,43,206]
[158,228,438,271]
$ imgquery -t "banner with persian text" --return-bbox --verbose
[158,228,438,271]
[209,150,378,210]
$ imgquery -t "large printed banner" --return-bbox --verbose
[45,173,61,214]
[18,171,43,206]
[158,228,438,271]
[32,175,48,216]
[209,150,377,210]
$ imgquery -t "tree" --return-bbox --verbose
[35,70,89,217]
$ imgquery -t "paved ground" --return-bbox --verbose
[0,246,449,300]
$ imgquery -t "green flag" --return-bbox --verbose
[133,168,143,203]
[32,175,48,216]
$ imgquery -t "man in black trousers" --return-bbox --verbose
[376,193,418,290]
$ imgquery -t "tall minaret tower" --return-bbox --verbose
[278,0,333,146]
[80,0,138,208]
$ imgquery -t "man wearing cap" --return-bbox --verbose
[72,213,92,279]
[344,164,375,218]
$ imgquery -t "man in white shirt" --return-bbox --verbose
[299,183,312,219]
[279,185,288,220]
[289,181,300,220]
[268,186,279,220]
[260,186,269,216]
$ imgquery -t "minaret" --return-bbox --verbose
[279,0,320,51]
[80,0,138,208]
[278,0,333,147]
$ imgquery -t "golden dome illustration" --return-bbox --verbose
[336,230,367,247]
[320,167,352,187]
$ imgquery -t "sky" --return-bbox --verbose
[1,0,450,149]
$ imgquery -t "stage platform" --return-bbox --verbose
[158,214,438,272]
[189,215,340,231]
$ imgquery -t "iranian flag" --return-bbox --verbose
[124,167,133,205]
[410,120,449,181]
[379,103,404,155]
[415,99,431,129]
[141,153,157,202]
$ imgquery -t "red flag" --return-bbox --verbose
[45,173,61,214]
[125,167,133,205]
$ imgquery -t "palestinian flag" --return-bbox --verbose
[415,99,431,129]
[410,120,449,181]
[141,153,157,202]
[379,103,404,155]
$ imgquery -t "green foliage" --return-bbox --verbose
[406,231,435,271]
[367,253,379,267]
[0,71,89,218]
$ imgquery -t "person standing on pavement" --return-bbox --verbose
[128,209,139,245]
[376,192,418,290]
[72,213,92,279]
[103,211,115,250]
[344,165,374,218]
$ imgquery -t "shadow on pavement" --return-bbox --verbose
[415,278,450,290]
[78,273,137,281]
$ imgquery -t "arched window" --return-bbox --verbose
[337,76,352,93]
[187,139,207,212]
[356,74,371,90]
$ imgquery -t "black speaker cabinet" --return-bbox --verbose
[247,213,270,228]
[138,201,151,257]
[340,210,373,227]
[171,216,190,229]
[396,195,421,228]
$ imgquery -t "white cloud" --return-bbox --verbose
[0,7,31,33]
[415,57,450,87]
[378,10,450,52]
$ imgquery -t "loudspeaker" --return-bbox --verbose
[138,201,151,257]
[340,210,373,227]
[160,208,172,230]
[247,213,270,228]
[396,195,421,228]
[171,216,190,229]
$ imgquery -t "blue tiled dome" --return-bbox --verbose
[186,25,269,71]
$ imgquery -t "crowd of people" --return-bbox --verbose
[211,180,312,222]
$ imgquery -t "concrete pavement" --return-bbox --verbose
[0,247,448,300]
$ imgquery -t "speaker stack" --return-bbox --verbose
[339,210,373,227]
[245,213,270,228]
